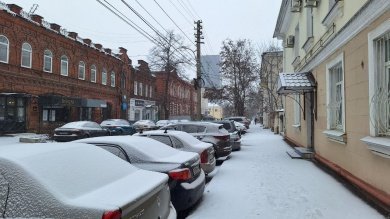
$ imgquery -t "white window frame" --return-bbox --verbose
[110,71,115,87]
[150,85,152,98]
[134,81,138,95]
[60,55,68,76]
[368,20,390,137]
[102,69,107,85]
[145,84,148,98]
[90,65,97,83]
[43,49,52,73]
[293,94,301,127]
[360,2,390,158]
[78,61,85,80]
[0,35,9,63]
[139,82,143,96]
[21,42,32,68]
[325,53,345,132]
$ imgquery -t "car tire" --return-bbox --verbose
[83,134,90,139]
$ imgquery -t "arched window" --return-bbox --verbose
[0,35,9,63]
[110,71,115,87]
[43,49,52,73]
[90,65,96,82]
[21,42,32,68]
[78,61,85,80]
[60,55,68,76]
[102,69,107,85]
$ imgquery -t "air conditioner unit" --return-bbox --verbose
[291,0,302,12]
[286,35,295,48]
[305,0,319,7]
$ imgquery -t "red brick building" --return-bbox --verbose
[0,4,135,134]
[154,70,197,120]
[129,60,157,122]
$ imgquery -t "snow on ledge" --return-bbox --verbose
[323,130,347,144]
[361,136,390,159]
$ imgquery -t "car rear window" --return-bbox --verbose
[221,123,231,130]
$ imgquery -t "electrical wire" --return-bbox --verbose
[168,0,193,26]
[153,0,195,46]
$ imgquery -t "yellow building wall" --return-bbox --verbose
[313,12,390,194]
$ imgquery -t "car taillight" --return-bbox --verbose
[102,209,121,219]
[214,135,229,141]
[200,150,208,163]
[169,168,192,181]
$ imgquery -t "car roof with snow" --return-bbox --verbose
[74,136,198,163]
[137,130,209,145]
[0,142,168,212]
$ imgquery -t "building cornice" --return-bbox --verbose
[273,0,291,39]
[301,0,390,72]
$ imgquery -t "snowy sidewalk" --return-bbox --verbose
[187,125,384,219]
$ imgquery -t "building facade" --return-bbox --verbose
[260,51,283,132]
[0,3,138,134]
[274,0,390,212]
[154,70,197,120]
[207,104,223,120]
[129,60,157,122]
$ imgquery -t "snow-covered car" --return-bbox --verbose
[156,120,173,128]
[214,120,241,151]
[53,121,110,142]
[226,116,250,129]
[100,119,136,135]
[0,142,176,219]
[135,130,216,174]
[160,122,232,159]
[74,136,205,211]
[133,120,157,131]
[233,121,247,135]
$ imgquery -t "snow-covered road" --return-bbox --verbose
[187,124,384,219]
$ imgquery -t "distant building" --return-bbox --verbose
[154,70,197,120]
[200,55,222,89]
[207,104,223,120]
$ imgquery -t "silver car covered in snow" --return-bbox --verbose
[135,130,216,174]
[0,142,176,219]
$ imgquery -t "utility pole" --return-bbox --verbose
[195,20,204,120]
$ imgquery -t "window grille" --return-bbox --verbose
[328,62,344,130]
[372,32,390,136]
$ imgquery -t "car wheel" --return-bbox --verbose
[83,134,90,139]
[118,130,123,135]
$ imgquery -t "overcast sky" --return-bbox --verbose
[9,0,282,75]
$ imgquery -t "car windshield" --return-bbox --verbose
[174,131,203,145]
[125,137,179,159]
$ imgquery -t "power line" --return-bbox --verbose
[132,0,170,35]
[121,0,196,66]
[168,0,193,26]
[96,0,161,47]
[153,0,195,46]
[184,0,201,19]
[177,0,197,19]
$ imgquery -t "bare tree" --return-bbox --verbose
[148,31,193,119]
[218,39,258,116]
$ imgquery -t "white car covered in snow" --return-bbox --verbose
[233,121,247,134]
[0,142,176,219]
